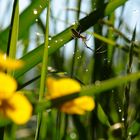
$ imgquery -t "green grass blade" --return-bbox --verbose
[8,0,19,58]
[0,117,11,127]
[81,72,140,96]
[35,0,50,139]
[128,119,140,138]
[14,25,77,78]
[105,0,127,15]
[4,1,19,140]
[14,4,107,78]
[97,103,110,126]
[0,0,48,52]
[88,31,116,46]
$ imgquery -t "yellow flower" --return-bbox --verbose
[61,96,95,115]
[0,72,17,99]
[0,72,32,124]
[47,77,81,98]
[46,77,95,115]
[0,52,23,70]
[5,92,32,124]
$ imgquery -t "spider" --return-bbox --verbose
[71,28,93,51]
[71,28,107,54]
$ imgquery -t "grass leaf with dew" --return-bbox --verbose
[128,119,140,138]
[14,4,107,78]
[80,72,140,96]
[0,0,49,52]
[14,24,78,78]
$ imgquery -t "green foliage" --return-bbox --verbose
[0,0,140,139]
[105,0,127,15]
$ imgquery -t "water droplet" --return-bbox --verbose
[49,37,52,40]
[33,9,38,15]
[71,21,79,26]
[36,32,43,37]
[118,108,122,113]
[76,49,79,53]
[70,132,76,139]
[111,123,122,130]
[95,80,101,86]
[36,32,40,36]
[104,58,107,61]
[35,19,38,22]
[128,132,132,136]
[55,40,58,43]
[135,40,139,45]
[46,109,52,113]
[72,22,76,25]
[48,66,56,72]
[122,117,125,121]
[94,8,97,11]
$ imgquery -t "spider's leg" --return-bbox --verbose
[96,50,107,54]
[95,45,103,51]
[86,34,92,41]
[78,29,81,36]
[83,40,94,52]
[95,45,107,54]
[72,34,77,39]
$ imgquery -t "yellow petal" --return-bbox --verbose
[60,101,85,115]
[5,92,32,124]
[0,72,17,99]
[0,53,23,70]
[47,77,81,98]
[60,96,95,115]
[74,96,95,111]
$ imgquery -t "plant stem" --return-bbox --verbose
[71,0,81,77]
[55,111,61,140]
[123,27,136,138]
[35,1,50,140]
